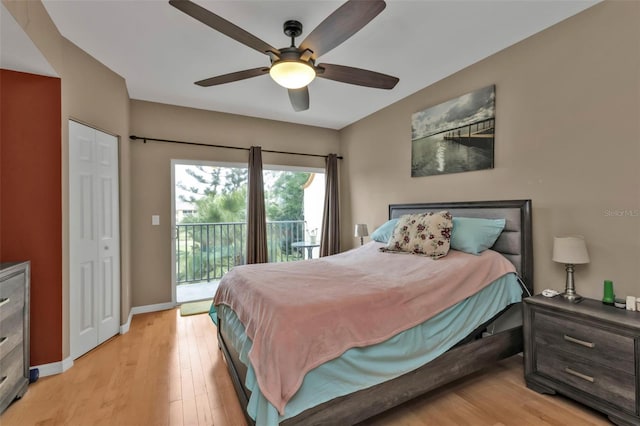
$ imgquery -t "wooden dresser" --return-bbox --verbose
[524,295,640,426]
[0,262,30,414]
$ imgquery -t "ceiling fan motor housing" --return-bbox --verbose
[274,20,315,69]
[272,47,314,65]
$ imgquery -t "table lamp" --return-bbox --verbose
[354,224,368,246]
[552,235,590,302]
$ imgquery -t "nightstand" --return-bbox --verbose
[523,295,640,426]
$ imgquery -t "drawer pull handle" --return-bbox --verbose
[0,297,9,308]
[563,334,594,348]
[565,367,594,383]
[0,376,6,387]
[0,336,6,347]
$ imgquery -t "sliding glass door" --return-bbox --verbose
[171,160,324,303]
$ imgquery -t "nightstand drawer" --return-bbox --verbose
[537,349,636,414]
[535,311,635,373]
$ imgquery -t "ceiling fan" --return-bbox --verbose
[168,0,399,112]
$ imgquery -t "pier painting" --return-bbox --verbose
[411,85,495,177]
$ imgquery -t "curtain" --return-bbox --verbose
[246,146,268,264]
[320,153,340,257]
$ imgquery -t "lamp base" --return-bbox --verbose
[562,263,582,303]
[561,292,583,303]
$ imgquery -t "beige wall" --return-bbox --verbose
[129,100,340,306]
[341,1,640,300]
[4,1,132,359]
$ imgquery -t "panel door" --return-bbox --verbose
[69,121,120,359]
[95,129,120,344]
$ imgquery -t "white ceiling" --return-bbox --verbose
[20,1,599,129]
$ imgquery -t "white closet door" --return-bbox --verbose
[69,120,120,359]
[95,129,120,344]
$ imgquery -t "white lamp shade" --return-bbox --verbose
[552,236,590,264]
[354,224,369,238]
[269,61,316,89]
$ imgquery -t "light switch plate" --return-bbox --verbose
[152,215,160,226]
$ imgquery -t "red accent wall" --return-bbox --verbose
[1,69,62,365]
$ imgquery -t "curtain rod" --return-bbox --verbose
[129,135,343,160]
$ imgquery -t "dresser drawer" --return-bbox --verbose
[0,309,24,360]
[537,348,636,414]
[534,311,635,373]
[0,344,25,403]
[0,272,25,323]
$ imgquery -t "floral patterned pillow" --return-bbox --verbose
[380,211,453,259]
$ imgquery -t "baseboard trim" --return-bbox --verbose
[36,303,174,377]
[32,356,74,377]
[119,309,133,334]
[121,302,174,333]
[131,302,176,315]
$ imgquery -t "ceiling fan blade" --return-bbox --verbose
[195,67,269,87]
[317,63,398,89]
[299,0,386,60]
[288,87,310,112]
[169,0,279,56]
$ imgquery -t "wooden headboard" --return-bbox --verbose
[389,199,533,295]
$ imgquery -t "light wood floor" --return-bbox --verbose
[1,309,611,426]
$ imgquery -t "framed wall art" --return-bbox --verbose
[411,85,495,177]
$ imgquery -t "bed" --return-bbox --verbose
[211,199,533,425]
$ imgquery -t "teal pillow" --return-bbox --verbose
[370,219,399,243]
[450,217,506,255]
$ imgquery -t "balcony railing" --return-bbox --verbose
[176,220,306,284]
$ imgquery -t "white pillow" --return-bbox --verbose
[380,211,452,259]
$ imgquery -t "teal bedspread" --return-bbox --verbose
[210,273,521,426]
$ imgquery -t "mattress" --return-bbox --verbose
[210,272,522,425]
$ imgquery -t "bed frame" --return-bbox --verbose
[217,199,533,425]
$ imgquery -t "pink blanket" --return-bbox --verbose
[213,242,516,414]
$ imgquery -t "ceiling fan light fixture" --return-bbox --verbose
[269,60,316,89]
